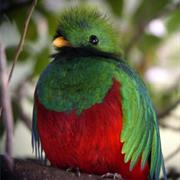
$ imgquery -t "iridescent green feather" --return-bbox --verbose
[32,55,166,179]
[115,60,166,179]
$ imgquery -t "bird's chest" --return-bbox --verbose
[37,80,124,174]
[36,58,116,114]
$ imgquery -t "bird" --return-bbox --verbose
[32,6,167,180]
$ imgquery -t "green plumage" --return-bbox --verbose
[56,6,120,54]
[32,6,166,180]
[37,57,115,114]
[114,60,165,179]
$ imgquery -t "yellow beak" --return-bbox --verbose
[53,37,71,48]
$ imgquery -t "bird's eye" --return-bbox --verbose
[89,35,99,45]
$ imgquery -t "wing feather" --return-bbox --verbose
[115,60,166,179]
[124,95,146,163]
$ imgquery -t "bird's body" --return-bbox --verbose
[36,79,149,180]
[32,7,166,180]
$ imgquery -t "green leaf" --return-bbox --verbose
[6,46,29,62]
[33,47,50,76]
[46,13,58,37]
[106,0,124,17]
[26,18,39,42]
[133,0,170,25]
[166,9,180,33]
[138,33,161,52]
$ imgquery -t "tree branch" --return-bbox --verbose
[0,43,14,169]
[0,155,109,180]
[8,0,37,82]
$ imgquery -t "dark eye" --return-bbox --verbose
[89,35,99,45]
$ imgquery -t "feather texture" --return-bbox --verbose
[115,60,166,179]
[32,6,166,180]
[32,56,166,179]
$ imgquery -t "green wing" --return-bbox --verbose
[115,59,166,180]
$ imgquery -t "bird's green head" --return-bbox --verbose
[53,6,120,55]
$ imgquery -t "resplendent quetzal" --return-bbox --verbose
[32,7,167,180]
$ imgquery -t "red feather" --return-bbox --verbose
[36,80,149,180]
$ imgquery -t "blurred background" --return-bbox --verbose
[0,0,180,179]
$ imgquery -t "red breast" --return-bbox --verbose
[36,80,149,180]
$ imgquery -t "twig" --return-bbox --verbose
[165,145,180,162]
[8,0,37,82]
[0,43,14,169]
[0,0,37,168]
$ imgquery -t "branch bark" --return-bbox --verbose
[0,43,14,169]
[1,155,179,180]
[0,155,108,180]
